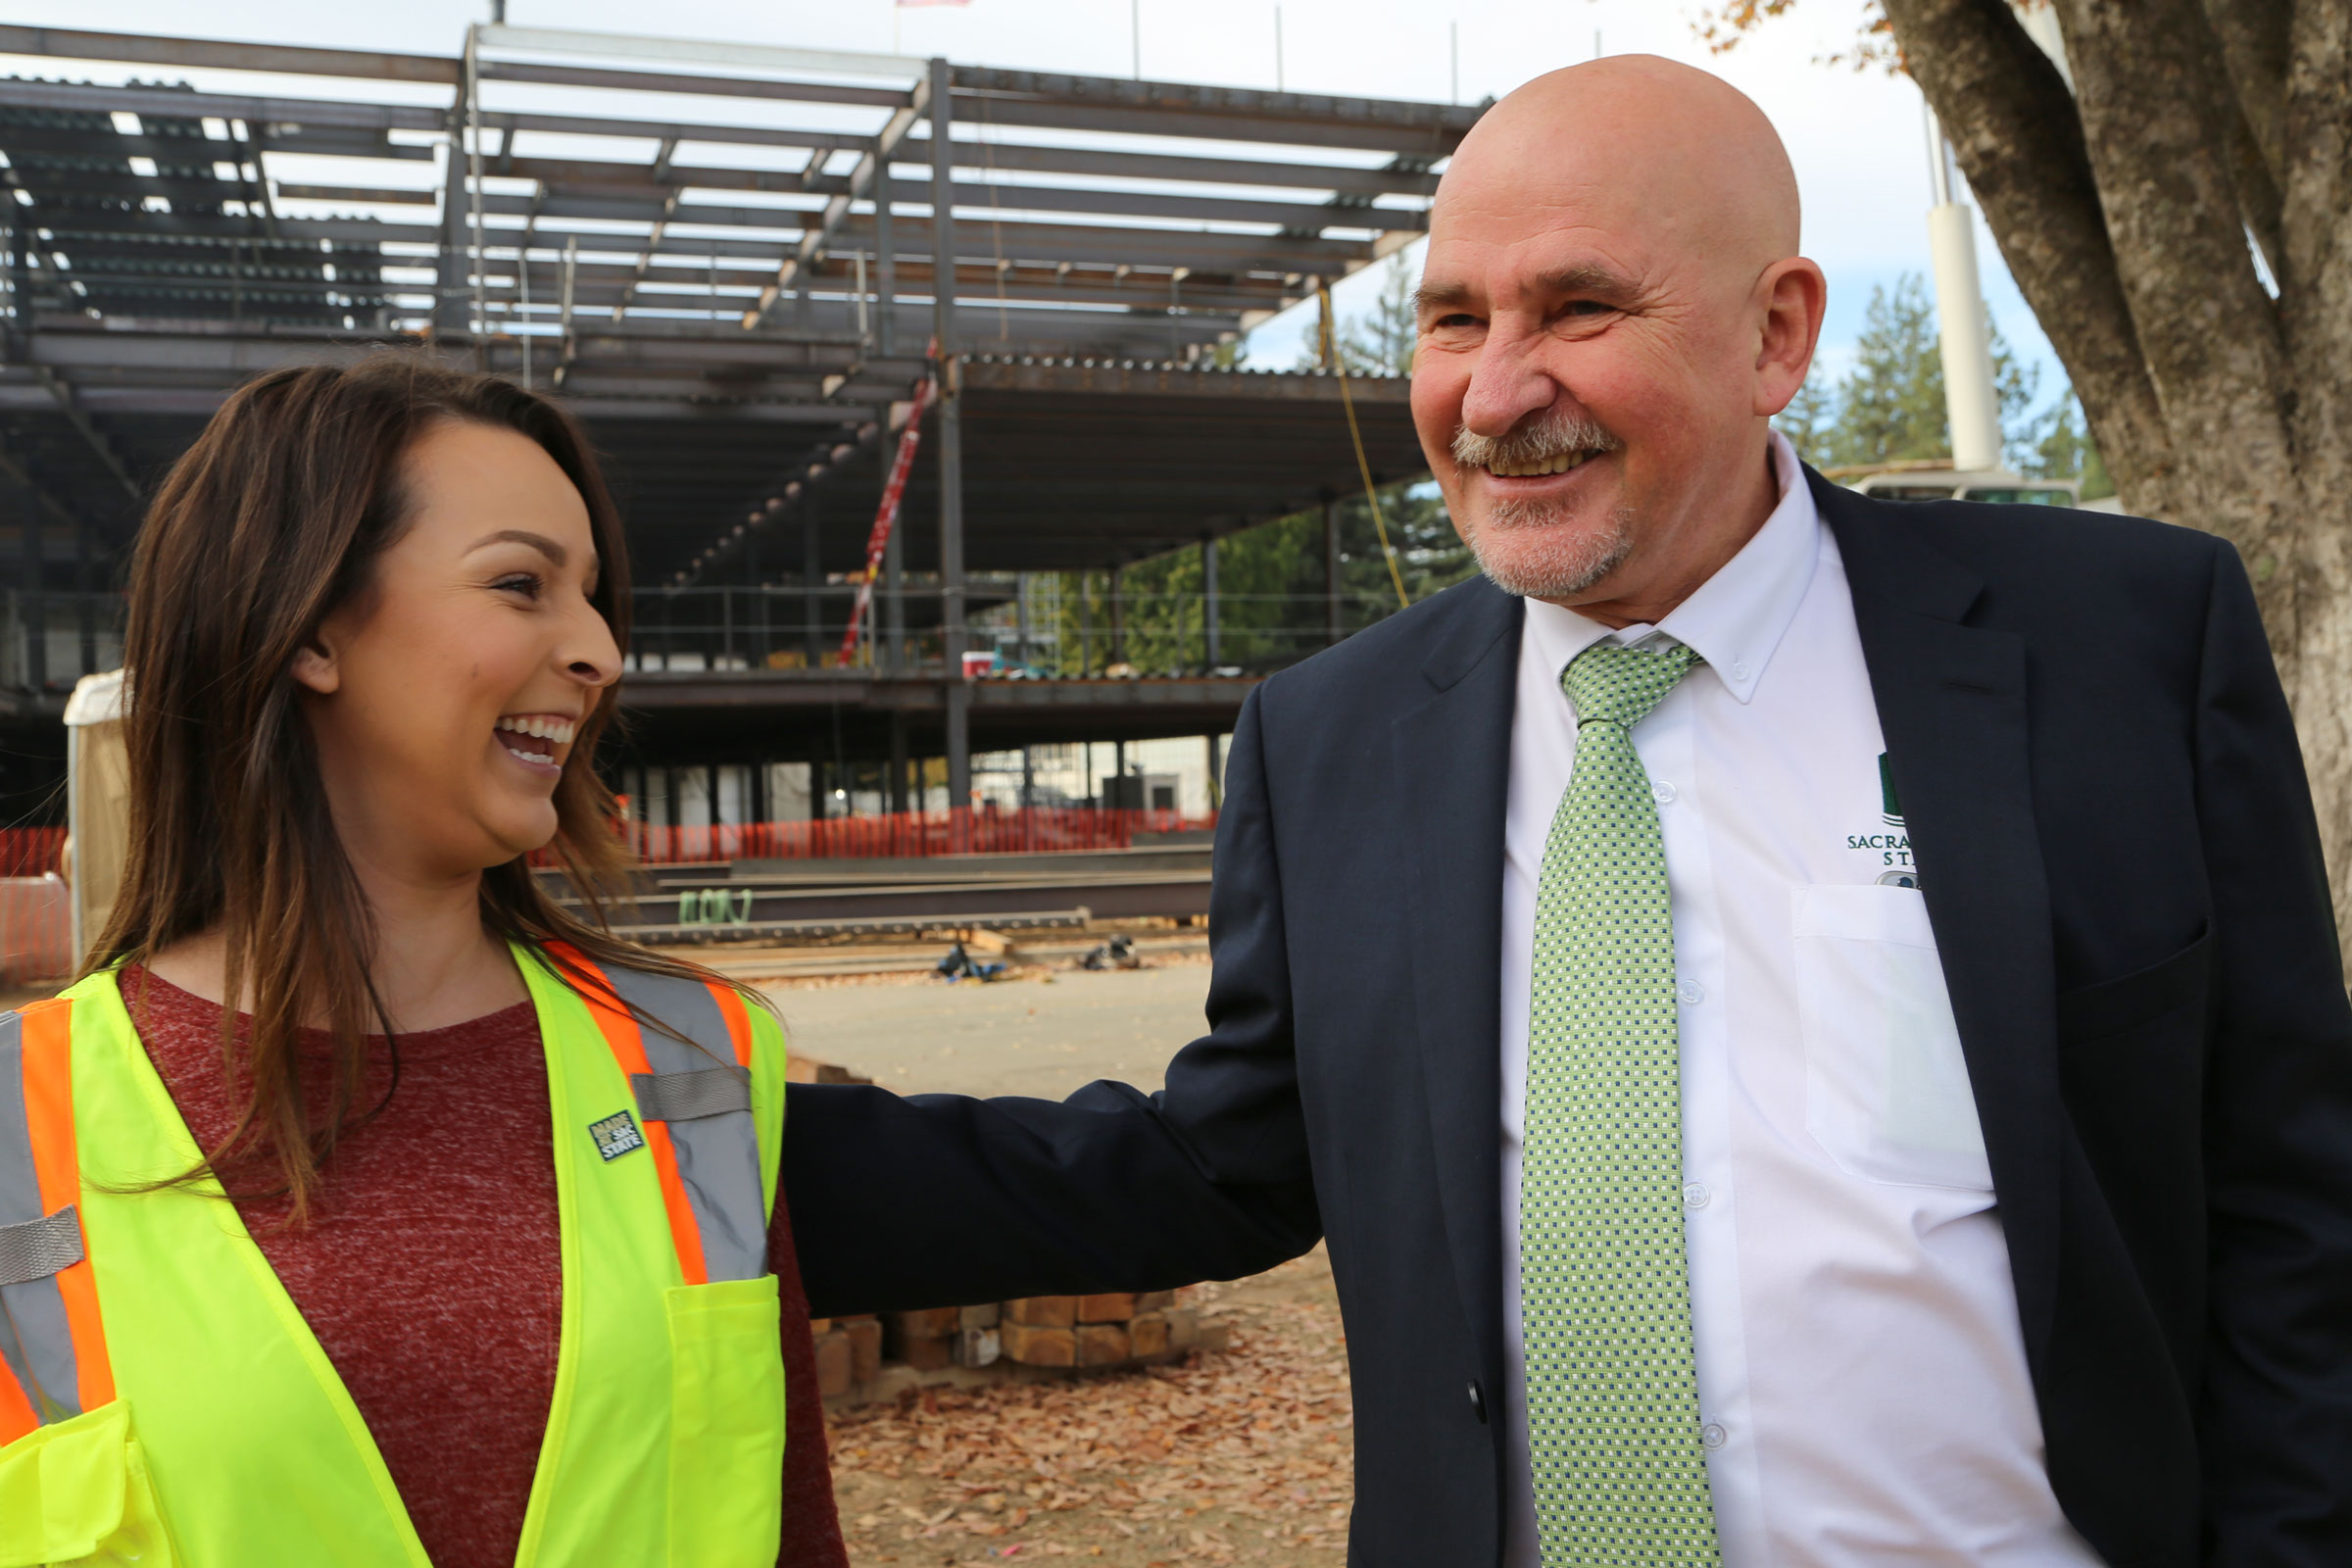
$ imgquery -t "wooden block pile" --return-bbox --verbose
[809,1291,1226,1402]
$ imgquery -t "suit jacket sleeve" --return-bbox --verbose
[2191,541,2352,1561]
[781,686,1323,1318]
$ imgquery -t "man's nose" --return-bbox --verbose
[1457,318,1559,439]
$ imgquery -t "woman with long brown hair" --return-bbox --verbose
[0,354,847,1565]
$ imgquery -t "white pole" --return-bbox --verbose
[1132,0,1141,78]
[1449,22,1458,105]
[1923,108,2003,472]
[1275,7,1284,91]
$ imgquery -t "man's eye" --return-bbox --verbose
[1563,299,1613,317]
[1429,313,1480,330]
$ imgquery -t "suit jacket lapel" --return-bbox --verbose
[1817,474,2063,1375]
[1394,578,1522,1394]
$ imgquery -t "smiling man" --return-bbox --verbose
[783,56,2352,1567]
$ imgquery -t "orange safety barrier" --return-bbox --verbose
[605,806,1216,867]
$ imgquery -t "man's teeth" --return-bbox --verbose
[1487,449,1596,478]
[495,715,575,747]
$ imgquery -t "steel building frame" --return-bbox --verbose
[0,23,1476,804]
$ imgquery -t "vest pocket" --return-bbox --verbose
[664,1274,785,1566]
[0,1399,178,1567]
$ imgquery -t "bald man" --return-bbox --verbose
[785,58,2352,1568]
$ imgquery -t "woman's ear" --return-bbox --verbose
[289,618,343,696]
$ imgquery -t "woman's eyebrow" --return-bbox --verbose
[466,528,568,566]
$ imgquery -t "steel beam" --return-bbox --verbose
[0,24,459,83]
[0,78,445,133]
[479,60,907,111]
[952,97,1469,156]
[24,367,135,500]
[894,135,1442,198]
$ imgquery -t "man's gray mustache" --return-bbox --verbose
[1450,412,1621,471]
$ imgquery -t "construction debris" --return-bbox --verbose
[1079,935,1141,972]
[827,1249,1351,1565]
[811,1292,1226,1408]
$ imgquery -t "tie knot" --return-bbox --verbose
[1560,642,1700,729]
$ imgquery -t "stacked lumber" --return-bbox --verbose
[809,1291,1229,1403]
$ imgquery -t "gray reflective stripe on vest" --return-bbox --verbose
[629,1065,750,1124]
[0,1208,81,1288]
[603,966,767,1284]
[0,1009,83,1424]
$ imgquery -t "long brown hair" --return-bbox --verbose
[92,352,723,1218]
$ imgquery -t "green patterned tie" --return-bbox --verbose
[1522,640,1720,1567]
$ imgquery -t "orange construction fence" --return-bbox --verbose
[616,806,1215,865]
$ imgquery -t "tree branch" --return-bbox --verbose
[2200,0,2289,188]
[2053,0,2297,562]
[1881,0,2177,513]
[2195,0,2288,287]
[2278,2,2352,492]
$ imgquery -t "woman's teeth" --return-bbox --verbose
[496,714,573,764]
[1487,449,1595,478]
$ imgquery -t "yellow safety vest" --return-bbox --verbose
[0,941,789,1567]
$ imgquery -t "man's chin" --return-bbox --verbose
[1464,508,1636,602]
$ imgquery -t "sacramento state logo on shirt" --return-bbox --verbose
[1845,753,1920,888]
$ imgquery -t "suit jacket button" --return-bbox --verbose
[1467,1381,1488,1423]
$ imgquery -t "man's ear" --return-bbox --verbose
[289,619,342,696]
[1752,257,1828,417]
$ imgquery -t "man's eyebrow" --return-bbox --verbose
[1411,263,1641,316]
[1413,279,1475,313]
[467,528,569,567]
[1531,262,1640,297]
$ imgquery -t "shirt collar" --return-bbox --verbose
[1520,429,1822,706]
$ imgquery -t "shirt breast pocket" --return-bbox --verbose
[1793,883,1992,1193]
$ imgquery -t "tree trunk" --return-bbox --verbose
[1882,0,2352,968]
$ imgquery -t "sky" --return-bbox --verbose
[0,0,2071,419]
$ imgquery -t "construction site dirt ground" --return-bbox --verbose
[774,959,1355,1565]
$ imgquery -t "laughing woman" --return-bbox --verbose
[0,357,847,1566]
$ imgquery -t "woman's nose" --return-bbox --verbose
[564,601,623,688]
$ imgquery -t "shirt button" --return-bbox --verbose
[1701,1423,1728,1450]
[1677,979,1704,1004]
[1651,780,1677,805]
[1730,661,1751,682]
[1683,1182,1711,1209]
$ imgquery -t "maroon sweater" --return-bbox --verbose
[122,965,847,1568]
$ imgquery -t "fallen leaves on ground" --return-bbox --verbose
[827,1248,1350,1566]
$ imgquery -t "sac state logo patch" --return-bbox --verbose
[589,1109,646,1162]
[1844,753,1922,889]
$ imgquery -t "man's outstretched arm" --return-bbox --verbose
[782,688,1323,1318]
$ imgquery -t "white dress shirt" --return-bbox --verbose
[1497,433,2104,1567]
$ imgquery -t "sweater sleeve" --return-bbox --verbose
[770,1186,850,1566]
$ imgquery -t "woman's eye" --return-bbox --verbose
[493,573,543,598]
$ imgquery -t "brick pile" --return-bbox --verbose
[810,1291,1230,1406]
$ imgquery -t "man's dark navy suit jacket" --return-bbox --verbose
[784,471,2352,1567]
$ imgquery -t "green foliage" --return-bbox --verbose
[1336,255,1419,376]
[1292,253,1420,375]
[2019,394,2114,498]
[1779,271,2104,484]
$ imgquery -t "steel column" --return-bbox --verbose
[931,56,970,818]
[801,504,821,664]
[873,135,897,358]
[1201,534,1219,667]
[1109,563,1125,664]
[888,713,909,813]
[1323,494,1343,647]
